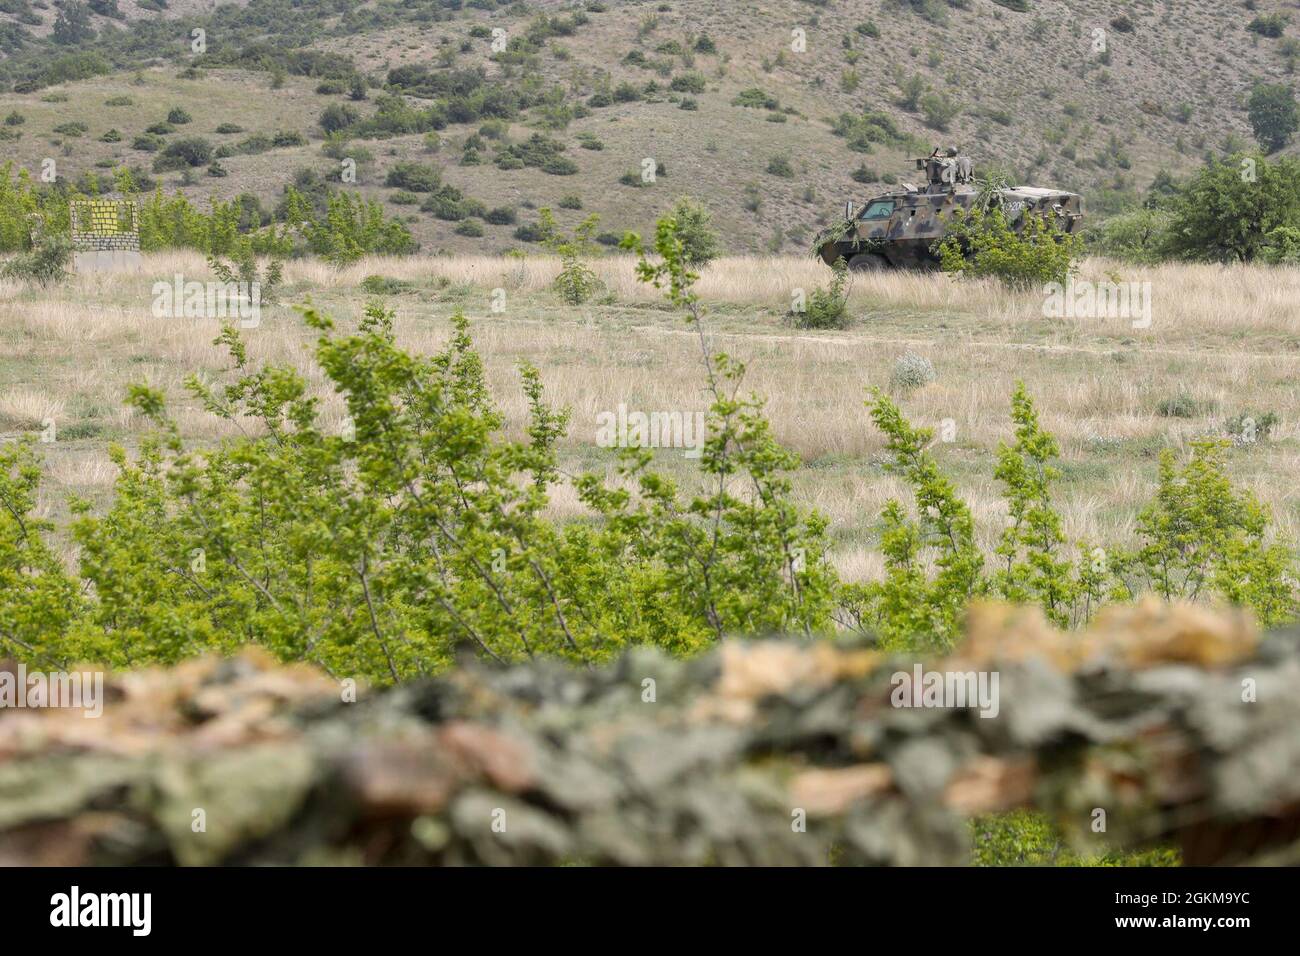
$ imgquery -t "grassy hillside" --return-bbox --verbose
[3,0,1299,253]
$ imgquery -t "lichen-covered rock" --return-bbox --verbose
[0,600,1296,865]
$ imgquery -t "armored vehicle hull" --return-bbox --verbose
[817,155,1084,271]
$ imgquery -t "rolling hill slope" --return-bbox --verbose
[1,0,1298,253]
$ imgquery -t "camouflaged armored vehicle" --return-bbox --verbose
[816,150,1083,271]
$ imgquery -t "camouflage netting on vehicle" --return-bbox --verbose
[2,599,1298,866]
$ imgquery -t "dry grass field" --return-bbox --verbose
[5,252,1300,583]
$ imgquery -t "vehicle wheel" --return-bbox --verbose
[847,253,890,272]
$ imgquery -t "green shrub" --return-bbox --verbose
[1086,208,1174,264]
[1260,224,1300,263]
[1156,394,1206,418]
[384,162,440,192]
[2,221,835,675]
[935,200,1080,289]
[1248,14,1289,39]
[542,156,579,175]
[733,87,779,109]
[919,91,961,130]
[0,218,71,285]
[167,107,192,125]
[359,274,414,295]
[1111,441,1297,625]
[419,184,482,221]
[541,208,601,304]
[831,110,911,151]
[284,188,418,263]
[791,260,850,330]
[454,218,484,237]
[495,133,572,172]
[838,384,1299,648]
[514,222,549,242]
[766,155,795,178]
[319,103,361,135]
[152,137,214,171]
[1225,411,1280,444]
[669,71,706,94]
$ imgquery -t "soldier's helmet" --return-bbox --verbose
[946,147,958,157]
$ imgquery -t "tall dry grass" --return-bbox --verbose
[5,252,1300,577]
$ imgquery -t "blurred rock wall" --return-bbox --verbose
[2,599,1297,866]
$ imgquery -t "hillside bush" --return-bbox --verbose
[153,137,215,171]
[384,162,440,192]
[1248,14,1289,39]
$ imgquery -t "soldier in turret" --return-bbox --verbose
[947,147,973,184]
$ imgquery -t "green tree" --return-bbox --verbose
[52,0,94,45]
[1164,154,1300,262]
[669,195,721,265]
[1247,83,1299,153]
[841,391,984,650]
[1110,441,1297,627]
[991,383,1077,627]
[0,440,82,667]
[540,207,601,305]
